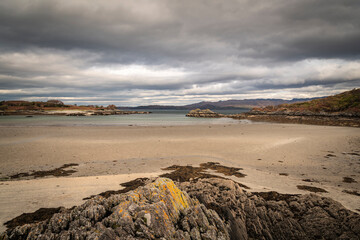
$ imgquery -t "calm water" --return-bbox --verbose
[0,109,251,127]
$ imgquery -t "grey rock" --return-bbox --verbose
[2,177,359,240]
[2,178,229,240]
[186,109,224,118]
[190,227,201,240]
[179,178,360,240]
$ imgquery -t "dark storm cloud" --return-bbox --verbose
[0,0,359,105]
[1,0,359,63]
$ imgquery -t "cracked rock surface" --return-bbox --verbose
[1,177,360,240]
[179,178,360,240]
[1,178,229,240]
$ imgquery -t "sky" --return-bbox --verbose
[0,0,360,106]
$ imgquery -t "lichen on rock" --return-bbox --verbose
[1,178,230,240]
[2,177,360,240]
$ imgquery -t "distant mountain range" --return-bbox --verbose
[119,97,321,110]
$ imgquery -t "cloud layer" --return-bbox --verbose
[0,0,359,105]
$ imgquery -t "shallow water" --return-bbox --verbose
[0,109,250,127]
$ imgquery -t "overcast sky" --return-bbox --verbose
[0,0,359,106]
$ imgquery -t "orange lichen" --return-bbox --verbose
[162,210,169,220]
[152,178,190,214]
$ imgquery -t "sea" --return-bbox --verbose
[0,109,251,127]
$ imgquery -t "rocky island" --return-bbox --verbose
[0,100,150,116]
[186,109,224,118]
[2,177,359,239]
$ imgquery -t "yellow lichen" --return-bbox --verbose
[162,210,169,220]
[151,178,190,219]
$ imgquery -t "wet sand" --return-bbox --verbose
[0,123,359,231]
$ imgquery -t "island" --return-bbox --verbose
[186,108,224,118]
[0,100,150,116]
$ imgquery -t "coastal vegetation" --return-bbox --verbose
[186,89,360,127]
[254,88,360,113]
[0,100,149,116]
[0,100,111,111]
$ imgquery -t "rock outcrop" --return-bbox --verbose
[2,177,360,240]
[229,112,360,127]
[179,178,360,240]
[1,178,229,240]
[186,109,224,118]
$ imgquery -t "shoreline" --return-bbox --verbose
[185,109,360,127]
[0,123,359,232]
[230,113,360,128]
[0,109,150,116]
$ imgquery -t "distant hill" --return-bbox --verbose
[183,98,319,109]
[0,100,117,111]
[119,98,319,110]
[119,105,189,110]
[254,88,360,113]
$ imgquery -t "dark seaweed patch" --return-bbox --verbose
[9,163,79,179]
[343,177,357,183]
[200,162,246,178]
[342,190,360,196]
[160,162,249,189]
[83,177,149,200]
[4,207,62,229]
[297,185,328,193]
[302,179,318,183]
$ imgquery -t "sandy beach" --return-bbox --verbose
[0,123,359,232]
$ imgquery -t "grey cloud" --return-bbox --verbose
[1,0,359,64]
[0,0,359,105]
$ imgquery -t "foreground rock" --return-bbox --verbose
[1,178,229,240]
[186,109,224,118]
[1,177,360,239]
[180,178,360,240]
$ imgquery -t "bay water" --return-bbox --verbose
[0,109,250,127]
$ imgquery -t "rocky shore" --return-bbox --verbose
[229,111,360,127]
[0,100,151,116]
[2,177,359,240]
[0,109,150,116]
[186,109,224,118]
[185,109,360,127]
